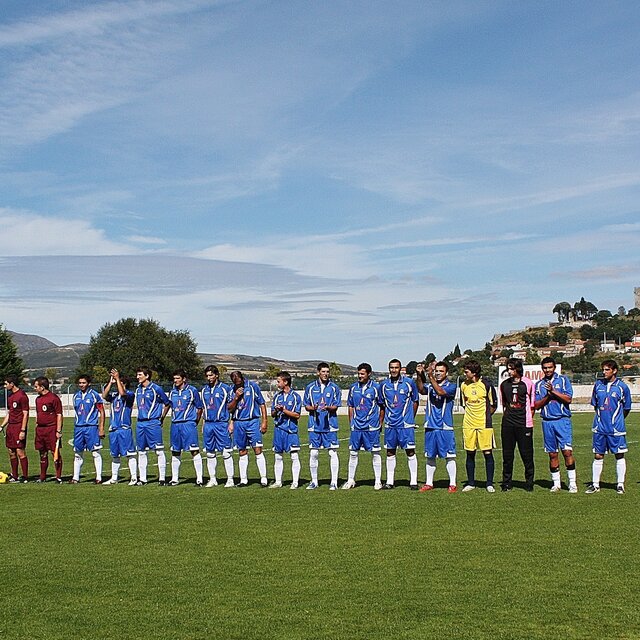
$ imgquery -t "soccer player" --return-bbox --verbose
[70,374,105,484]
[342,363,383,490]
[534,357,577,493]
[586,359,632,495]
[101,369,137,485]
[2,375,29,482]
[500,358,536,492]
[134,366,171,485]
[167,369,204,486]
[33,376,63,483]
[228,370,268,487]
[270,371,302,489]
[460,359,498,493]
[415,361,458,493]
[379,359,419,490]
[201,365,235,488]
[304,362,341,490]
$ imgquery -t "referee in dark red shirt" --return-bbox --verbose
[2,375,30,482]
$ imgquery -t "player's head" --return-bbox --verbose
[3,375,19,390]
[276,371,292,389]
[317,362,330,382]
[433,361,449,382]
[357,363,372,383]
[77,374,91,391]
[33,376,50,393]
[388,359,401,379]
[205,365,219,384]
[120,376,131,389]
[136,367,152,384]
[463,359,481,381]
[540,357,556,378]
[601,359,618,381]
[506,358,524,377]
[230,370,244,386]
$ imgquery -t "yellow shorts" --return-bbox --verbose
[463,428,495,452]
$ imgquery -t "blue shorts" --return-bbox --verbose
[73,426,102,453]
[136,419,164,451]
[273,428,300,453]
[170,421,200,452]
[203,420,232,452]
[308,431,339,449]
[593,432,628,455]
[234,419,263,450]
[384,427,416,450]
[349,429,381,452]
[542,418,573,453]
[109,428,136,457]
[424,429,456,458]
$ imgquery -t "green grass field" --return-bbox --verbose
[2,412,640,640]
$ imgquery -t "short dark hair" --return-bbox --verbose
[34,376,50,390]
[317,362,330,372]
[463,360,482,376]
[77,374,91,384]
[277,371,292,386]
[435,361,449,372]
[506,358,524,376]
[388,358,401,368]
[230,370,244,383]
[4,375,19,386]
[120,376,131,389]
[137,366,152,379]
[357,363,372,374]
[172,369,187,379]
[602,359,618,371]
[540,357,556,367]
[205,365,219,376]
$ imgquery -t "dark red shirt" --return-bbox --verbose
[35,392,62,428]
[7,389,29,426]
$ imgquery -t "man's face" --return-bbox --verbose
[136,371,149,384]
[433,365,447,383]
[276,376,287,391]
[602,365,617,381]
[173,375,186,389]
[318,367,330,383]
[358,368,370,384]
[206,371,218,385]
[542,362,556,379]
[231,373,243,388]
[464,368,475,382]
[507,365,519,379]
[388,362,401,379]
[34,381,44,395]
[3,381,14,391]
[78,378,90,391]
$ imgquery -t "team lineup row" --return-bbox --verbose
[1,357,632,493]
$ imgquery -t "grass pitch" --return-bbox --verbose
[1,412,640,640]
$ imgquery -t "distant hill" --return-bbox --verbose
[9,331,58,352]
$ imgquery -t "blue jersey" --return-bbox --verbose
[135,382,170,420]
[591,377,631,435]
[424,379,457,430]
[231,381,265,420]
[169,384,203,422]
[73,388,103,427]
[106,389,134,429]
[272,389,302,434]
[535,373,573,420]
[304,379,341,432]
[201,382,232,422]
[380,376,419,428]
[347,380,382,431]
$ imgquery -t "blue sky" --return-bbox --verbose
[1,0,639,369]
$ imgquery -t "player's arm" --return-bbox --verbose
[102,377,114,401]
[427,367,448,397]
[348,406,354,425]
[97,402,105,438]
[112,369,128,398]
[488,382,498,416]
[414,363,427,395]
[259,403,268,434]
[228,386,243,411]
[304,388,316,412]
[19,399,29,439]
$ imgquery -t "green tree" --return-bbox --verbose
[525,349,540,365]
[452,344,461,358]
[44,367,58,383]
[552,326,569,345]
[264,364,281,380]
[77,317,201,381]
[329,362,342,379]
[424,353,436,364]
[0,325,24,381]
[552,301,572,323]
[628,307,640,317]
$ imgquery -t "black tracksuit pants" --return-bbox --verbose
[501,425,534,488]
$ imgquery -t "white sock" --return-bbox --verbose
[446,458,456,486]
[156,450,166,481]
[372,452,382,484]
[408,454,418,485]
[73,452,84,481]
[567,468,577,487]
[291,452,300,485]
[92,451,102,480]
[592,458,604,486]
[171,454,181,482]
[128,456,137,482]
[223,449,234,480]
[616,457,626,485]
[309,449,319,484]
[193,452,203,483]
[426,457,437,486]
[138,451,148,482]
[274,453,284,484]
[255,452,267,481]
[111,457,121,481]
[239,454,249,482]
[386,454,396,485]
[329,449,339,485]
[207,453,217,480]
[348,451,359,482]
[551,470,561,487]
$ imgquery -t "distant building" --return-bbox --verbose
[636,287,640,309]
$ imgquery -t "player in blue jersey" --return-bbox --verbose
[101,369,137,485]
[70,375,105,484]
[379,359,420,490]
[304,362,342,490]
[167,369,204,486]
[134,366,171,485]
[534,357,577,493]
[228,370,268,487]
[415,361,458,493]
[586,360,632,494]
[342,363,383,490]
[270,371,302,489]
[201,365,235,487]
